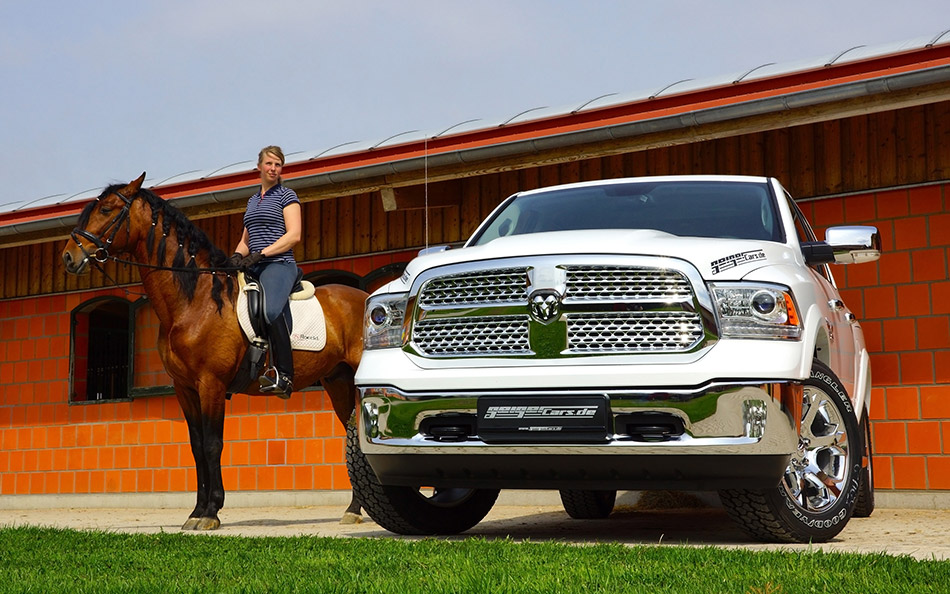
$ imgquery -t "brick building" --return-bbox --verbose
[2,32,950,507]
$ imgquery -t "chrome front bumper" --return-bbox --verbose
[357,381,803,490]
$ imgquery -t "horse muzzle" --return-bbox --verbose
[62,247,91,275]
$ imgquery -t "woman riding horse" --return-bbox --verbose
[228,146,300,397]
[61,173,367,530]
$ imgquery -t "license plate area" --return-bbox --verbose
[477,395,610,443]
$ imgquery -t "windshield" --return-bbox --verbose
[469,180,783,246]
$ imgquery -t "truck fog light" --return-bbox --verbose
[743,400,767,439]
[362,401,380,438]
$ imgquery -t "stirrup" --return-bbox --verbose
[259,367,293,399]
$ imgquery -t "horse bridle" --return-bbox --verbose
[69,188,237,277]
[69,189,136,264]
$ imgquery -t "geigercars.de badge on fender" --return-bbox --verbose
[710,249,767,274]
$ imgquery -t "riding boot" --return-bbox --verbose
[259,315,294,399]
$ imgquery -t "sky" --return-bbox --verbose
[1,0,948,209]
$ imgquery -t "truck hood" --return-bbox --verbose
[382,230,802,293]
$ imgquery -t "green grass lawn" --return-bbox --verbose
[0,526,947,593]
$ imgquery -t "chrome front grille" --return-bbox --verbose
[413,315,531,355]
[567,312,704,352]
[565,266,693,301]
[419,267,527,307]
[411,258,707,358]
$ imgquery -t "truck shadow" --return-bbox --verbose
[468,506,752,546]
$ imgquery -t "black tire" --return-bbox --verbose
[559,489,617,519]
[719,361,862,543]
[345,418,499,535]
[852,414,876,518]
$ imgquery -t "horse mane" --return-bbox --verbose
[82,184,235,312]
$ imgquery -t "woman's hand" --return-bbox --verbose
[240,252,264,270]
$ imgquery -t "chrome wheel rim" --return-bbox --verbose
[782,386,852,513]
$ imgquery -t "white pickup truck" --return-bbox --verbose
[348,175,881,543]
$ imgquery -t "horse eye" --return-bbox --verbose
[100,206,113,214]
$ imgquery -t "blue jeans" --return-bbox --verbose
[249,260,298,327]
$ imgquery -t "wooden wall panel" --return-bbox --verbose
[353,194,372,255]
[870,110,897,188]
[844,115,868,189]
[602,154,625,180]
[692,141,715,175]
[715,136,739,175]
[538,163,561,189]
[817,121,843,194]
[459,177,482,240]
[0,248,8,298]
[499,170,521,201]
[17,246,29,296]
[931,102,950,179]
[386,209,406,251]
[28,244,41,295]
[792,126,817,197]
[337,195,355,257]
[668,144,691,176]
[370,193,387,253]
[897,105,928,184]
[405,210,424,249]
[303,199,322,261]
[52,241,66,293]
[579,156,601,182]
[518,165,540,192]
[320,199,338,259]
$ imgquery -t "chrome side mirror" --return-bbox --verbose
[825,226,881,264]
[801,226,881,265]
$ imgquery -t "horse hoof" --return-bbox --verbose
[195,517,221,530]
[340,512,363,525]
[181,518,201,531]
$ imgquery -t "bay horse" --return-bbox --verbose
[61,173,367,530]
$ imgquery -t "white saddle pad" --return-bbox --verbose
[236,278,327,351]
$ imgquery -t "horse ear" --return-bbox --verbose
[125,172,147,195]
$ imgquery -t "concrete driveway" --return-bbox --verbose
[1,491,948,561]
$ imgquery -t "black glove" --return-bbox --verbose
[226,252,243,269]
[240,251,264,270]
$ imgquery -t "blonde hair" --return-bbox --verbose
[257,145,285,166]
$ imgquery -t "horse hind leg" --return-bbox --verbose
[340,494,363,525]
[322,364,362,524]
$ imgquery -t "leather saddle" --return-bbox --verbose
[241,268,311,339]
[226,268,316,396]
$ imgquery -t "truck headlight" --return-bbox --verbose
[709,283,801,339]
[364,293,409,349]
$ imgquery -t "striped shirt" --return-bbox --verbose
[243,184,300,263]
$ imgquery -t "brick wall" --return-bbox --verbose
[0,252,411,497]
[1,213,947,496]
[803,182,950,491]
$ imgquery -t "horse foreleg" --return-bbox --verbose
[322,364,362,524]
[194,395,226,530]
[176,383,225,530]
[176,385,212,530]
